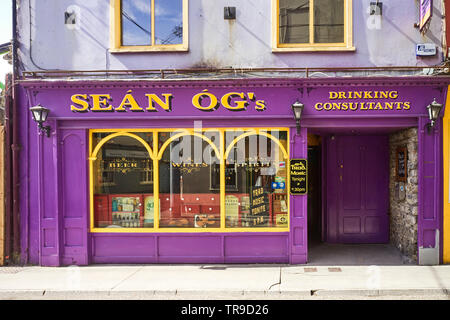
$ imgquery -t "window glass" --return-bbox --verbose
[155,0,183,45]
[121,0,152,46]
[279,0,310,44]
[224,130,288,228]
[91,129,290,231]
[314,0,344,43]
[278,0,346,45]
[92,133,153,228]
[158,131,221,228]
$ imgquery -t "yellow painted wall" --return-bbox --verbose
[443,85,450,264]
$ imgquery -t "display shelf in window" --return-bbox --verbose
[109,195,143,228]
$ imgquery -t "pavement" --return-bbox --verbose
[0,264,450,300]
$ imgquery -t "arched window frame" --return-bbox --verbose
[89,128,290,233]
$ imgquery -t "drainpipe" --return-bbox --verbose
[11,0,21,264]
[3,74,12,265]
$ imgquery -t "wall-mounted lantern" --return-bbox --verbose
[291,101,304,135]
[30,104,51,137]
[426,98,443,133]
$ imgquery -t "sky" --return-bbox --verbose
[0,0,12,87]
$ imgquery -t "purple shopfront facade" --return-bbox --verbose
[18,77,448,266]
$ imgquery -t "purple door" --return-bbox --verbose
[326,135,389,243]
[59,129,89,265]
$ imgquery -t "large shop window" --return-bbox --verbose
[110,0,188,52]
[273,0,354,51]
[90,129,290,232]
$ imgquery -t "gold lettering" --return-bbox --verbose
[323,103,332,111]
[221,92,248,111]
[353,91,362,99]
[364,92,373,99]
[314,103,323,111]
[192,90,219,111]
[116,91,144,112]
[389,91,399,99]
[338,92,346,99]
[91,94,113,111]
[380,91,389,99]
[329,91,338,100]
[255,100,266,111]
[374,102,383,110]
[403,101,411,110]
[146,93,173,112]
[70,94,90,112]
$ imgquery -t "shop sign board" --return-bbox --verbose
[396,147,408,182]
[19,79,443,119]
[248,186,270,226]
[290,159,307,195]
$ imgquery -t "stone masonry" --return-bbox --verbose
[389,128,418,262]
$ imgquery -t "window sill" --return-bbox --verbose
[110,46,189,53]
[272,46,356,52]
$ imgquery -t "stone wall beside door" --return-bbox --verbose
[389,128,418,263]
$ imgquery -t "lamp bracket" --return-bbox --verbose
[38,123,51,137]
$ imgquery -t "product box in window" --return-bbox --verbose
[225,195,239,227]
[274,175,286,194]
[275,213,288,227]
[94,194,110,227]
[143,194,159,228]
[273,199,282,213]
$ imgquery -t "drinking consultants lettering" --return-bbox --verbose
[314,90,411,111]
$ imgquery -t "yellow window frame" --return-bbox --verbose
[110,0,189,53]
[89,128,290,233]
[272,0,355,52]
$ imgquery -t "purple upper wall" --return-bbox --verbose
[17,0,445,73]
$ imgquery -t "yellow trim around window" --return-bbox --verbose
[272,0,355,52]
[443,86,450,263]
[90,131,155,160]
[156,130,222,160]
[110,0,189,53]
[89,128,290,233]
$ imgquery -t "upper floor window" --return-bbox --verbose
[111,0,188,52]
[272,0,354,51]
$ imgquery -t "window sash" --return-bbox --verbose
[274,0,353,50]
[111,0,188,51]
[89,128,290,233]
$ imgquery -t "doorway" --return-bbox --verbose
[307,133,402,264]
[325,135,389,243]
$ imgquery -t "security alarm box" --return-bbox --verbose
[416,44,436,56]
